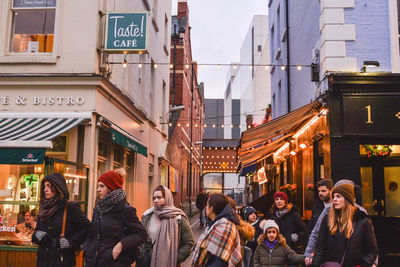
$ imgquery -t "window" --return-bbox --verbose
[148,154,154,179]
[10,0,57,53]
[258,45,262,52]
[0,158,88,247]
[278,80,282,116]
[277,5,281,46]
[270,25,275,64]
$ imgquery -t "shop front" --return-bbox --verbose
[0,74,149,266]
[239,73,400,266]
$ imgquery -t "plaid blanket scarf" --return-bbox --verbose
[191,217,242,267]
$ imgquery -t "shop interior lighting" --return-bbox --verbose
[290,150,297,156]
[299,143,307,149]
[259,179,268,185]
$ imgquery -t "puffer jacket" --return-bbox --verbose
[84,199,147,267]
[265,203,306,252]
[253,234,305,267]
[312,208,378,267]
[141,209,194,265]
[32,174,91,267]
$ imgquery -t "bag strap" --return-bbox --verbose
[61,200,71,238]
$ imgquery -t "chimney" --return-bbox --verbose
[178,0,189,19]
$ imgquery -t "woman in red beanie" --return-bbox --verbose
[265,191,306,259]
[84,168,147,267]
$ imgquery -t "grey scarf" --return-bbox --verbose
[275,207,289,218]
[95,189,126,215]
[150,186,187,267]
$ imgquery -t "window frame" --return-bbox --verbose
[0,0,62,63]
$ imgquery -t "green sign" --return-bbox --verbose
[0,148,45,165]
[111,129,148,157]
[24,174,39,186]
[105,12,148,53]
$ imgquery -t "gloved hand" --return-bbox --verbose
[60,238,71,249]
[291,233,299,243]
[35,230,50,243]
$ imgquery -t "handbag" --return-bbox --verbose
[136,240,154,267]
[321,251,346,267]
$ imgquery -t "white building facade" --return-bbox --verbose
[0,0,172,226]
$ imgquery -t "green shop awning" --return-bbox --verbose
[111,129,148,157]
[0,148,45,165]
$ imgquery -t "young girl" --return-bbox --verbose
[253,220,305,267]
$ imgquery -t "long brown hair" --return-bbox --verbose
[328,198,356,239]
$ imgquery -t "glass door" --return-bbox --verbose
[384,166,400,217]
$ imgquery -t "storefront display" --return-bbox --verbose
[0,159,88,248]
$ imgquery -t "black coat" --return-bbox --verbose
[32,174,90,267]
[196,192,207,210]
[265,203,306,253]
[313,208,378,267]
[246,219,263,254]
[307,199,325,240]
[84,199,147,267]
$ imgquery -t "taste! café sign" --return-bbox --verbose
[105,12,148,53]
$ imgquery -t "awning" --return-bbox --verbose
[239,163,256,176]
[111,128,148,157]
[238,100,322,166]
[0,148,45,165]
[0,113,90,148]
[240,101,321,152]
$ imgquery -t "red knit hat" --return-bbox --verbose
[98,170,124,191]
[273,191,288,203]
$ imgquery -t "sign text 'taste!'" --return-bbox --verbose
[105,12,148,53]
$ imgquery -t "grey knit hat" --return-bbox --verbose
[261,219,280,233]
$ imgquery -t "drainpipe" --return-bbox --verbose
[285,0,291,112]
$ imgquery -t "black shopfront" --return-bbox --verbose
[327,73,400,266]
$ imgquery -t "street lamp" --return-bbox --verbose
[361,61,379,72]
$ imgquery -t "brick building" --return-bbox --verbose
[168,0,204,215]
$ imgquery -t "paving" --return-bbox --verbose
[180,215,204,267]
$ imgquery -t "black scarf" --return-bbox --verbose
[39,194,63,221]
[95,189,126,215]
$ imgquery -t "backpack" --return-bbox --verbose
[121,202,141,264]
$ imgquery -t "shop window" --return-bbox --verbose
[113,144,124,168]
[0,158,88,247]
[10,0,57,53]
[148,154,154,179]
[47,135,67,153]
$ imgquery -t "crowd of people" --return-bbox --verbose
[29,169,379,267]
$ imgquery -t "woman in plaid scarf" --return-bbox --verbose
[191,193,242,267]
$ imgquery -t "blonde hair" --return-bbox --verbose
[114,168,127,179]
[328,199,356,239]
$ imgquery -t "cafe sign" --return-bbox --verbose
[105,12,148,53]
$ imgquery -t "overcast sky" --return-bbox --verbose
[172,0,268,99]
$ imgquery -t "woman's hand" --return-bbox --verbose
[112,242,123,260]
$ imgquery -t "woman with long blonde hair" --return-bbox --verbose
[313,184,378,267]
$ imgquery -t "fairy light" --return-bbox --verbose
[212,124,216,128]
[170,64,173,69]
[185,64,190,69]
[221,124,224,128]
[274,142,290,156]
[281,65,286,70]
[290,151,297,156]
[249,65,253,70]
[177,123,181,127]
[299,143,307,149]
[292,109,327,139]
[297,65,302,70]
[168,123,172,126]
[230,124,234,128]
[138,63,142,68]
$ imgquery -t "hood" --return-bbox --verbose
[211,204,240,226]
[42,173,69,200]
[238,218,255,242]
[269,202,298,215]
[257,233,286,246]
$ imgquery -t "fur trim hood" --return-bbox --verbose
[257,233,286,246]
[238,217,255,242]
[269,202,298,214]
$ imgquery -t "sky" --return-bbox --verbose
[172,0,268,99]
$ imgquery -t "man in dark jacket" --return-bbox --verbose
[306,179,333,240]
[196,188,207,227]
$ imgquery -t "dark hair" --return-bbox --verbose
[153,185,166,197]
[316,179,334,190]
[207,193,228,215]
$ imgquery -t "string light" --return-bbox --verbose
[281,65,286,70]
[153,64,158,69]
[212,124,216,128]
[299,143,307,149]
[297,65,302,70]
[138,63,142,68]
[221,124,224,128]
[170,64,173,69]
[122,57,127,68]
